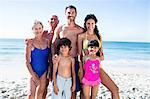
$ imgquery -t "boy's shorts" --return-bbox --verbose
[52,75,72,99]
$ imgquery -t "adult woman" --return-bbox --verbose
[26,20,50,99]
[26,16,59,98]
[78,14,120,99]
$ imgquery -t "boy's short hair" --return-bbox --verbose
[88,39,99,47]
[56,38,72,54]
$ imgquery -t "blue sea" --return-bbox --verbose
[0,39,150,79]
[103,41,150,61]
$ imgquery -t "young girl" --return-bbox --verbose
[82,39,101,99]
[26,20,50,99]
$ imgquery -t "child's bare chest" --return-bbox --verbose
[59,58,72,67]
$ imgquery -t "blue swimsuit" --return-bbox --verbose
[30,47,50,78]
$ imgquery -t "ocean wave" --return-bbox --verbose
[102,59,150,68]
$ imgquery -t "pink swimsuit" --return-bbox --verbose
[82,59,101,86]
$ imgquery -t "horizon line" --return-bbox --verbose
[0,37,149,43]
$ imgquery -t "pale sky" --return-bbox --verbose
[0,0,149,42]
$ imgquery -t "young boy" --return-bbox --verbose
[52,38,76,99]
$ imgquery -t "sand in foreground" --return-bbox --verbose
[0,67,150,99]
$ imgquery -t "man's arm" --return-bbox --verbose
[71,58,76,92]
[77,34,84,61]
[47,40,52,80]
[51,26,62,56]
[77,34,84,82]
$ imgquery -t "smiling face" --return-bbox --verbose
[86,19,96,32]
[59,45,70,55]
[65,8,76,21]
[88,46,99,55]
[48,15,59,28]
[32,23,43,36]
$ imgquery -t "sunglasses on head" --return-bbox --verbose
[51,18,57,20]
[48,18,57,22]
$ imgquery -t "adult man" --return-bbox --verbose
[43,15,59,41]
[43,15,59,99]
[52,5,84,99]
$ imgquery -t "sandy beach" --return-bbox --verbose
[0,0,149,98]
[0,39,150,98]
[1,66,150,99]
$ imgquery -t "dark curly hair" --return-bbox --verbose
[56,38,72,55]
[84,14,101,41]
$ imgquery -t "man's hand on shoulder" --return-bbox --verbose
[25,38,33,46]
